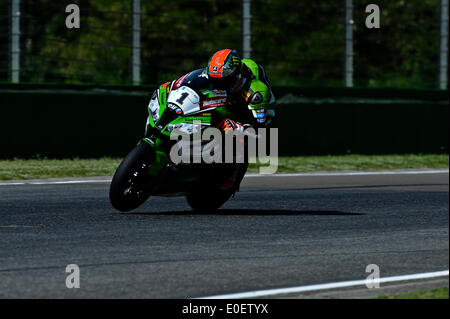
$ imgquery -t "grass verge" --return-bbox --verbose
[0,154,448,180]
[376,287,449,299]
[247,154,449,173]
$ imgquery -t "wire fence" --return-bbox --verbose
[0,0,448,89]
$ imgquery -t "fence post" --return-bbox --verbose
[440,0,448,89]
[10,0,20,83]
[344,0,354,87]
[242,0,251,59]
[131,0,141,85]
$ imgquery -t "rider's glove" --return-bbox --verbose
[218,119,244,133]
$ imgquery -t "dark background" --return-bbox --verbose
[0,0,446,88]
[0,0,448,158]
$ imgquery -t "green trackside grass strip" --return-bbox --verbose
[0,157,122,180]
[246,154,449,173]
[375,287,449,299]
[0,154,448,180]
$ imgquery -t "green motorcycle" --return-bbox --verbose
[109,72,267,212]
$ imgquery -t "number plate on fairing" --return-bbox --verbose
[167,86,201,115]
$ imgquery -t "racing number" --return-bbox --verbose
[176,92,189,105]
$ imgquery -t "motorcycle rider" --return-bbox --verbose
[206,48,275,129]
[163,49,276,190]
[170,49,275,131]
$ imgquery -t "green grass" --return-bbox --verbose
[0,157,122,180]
[376,287,449,299]
[247,154,449,173]
[0,154,448,180]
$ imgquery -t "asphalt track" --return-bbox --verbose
[0,170,448,298]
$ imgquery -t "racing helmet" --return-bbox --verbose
[207,49,245,95]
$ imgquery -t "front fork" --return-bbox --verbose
[138,137,169,177]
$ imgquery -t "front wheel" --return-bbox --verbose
[109,142,156,212]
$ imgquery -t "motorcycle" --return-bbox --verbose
[109,74,273,212]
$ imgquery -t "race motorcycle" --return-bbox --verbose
[109,73,273,212]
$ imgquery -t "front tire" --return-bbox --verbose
[109,142,155,212]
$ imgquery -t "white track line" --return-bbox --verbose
[199,270,449,299]
[0,169,447,186]
[0,179,111,186]
[246,169,449,177]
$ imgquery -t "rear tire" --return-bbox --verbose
[186,189,234,212]
[186,163,248,211]
[109,142,155,212]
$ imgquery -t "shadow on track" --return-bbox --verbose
[245,184,449,192]
[120,209,363,216]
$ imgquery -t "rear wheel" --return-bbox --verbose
[109,142,155,212]
[186,189,234,212]
[186,163,248,211]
